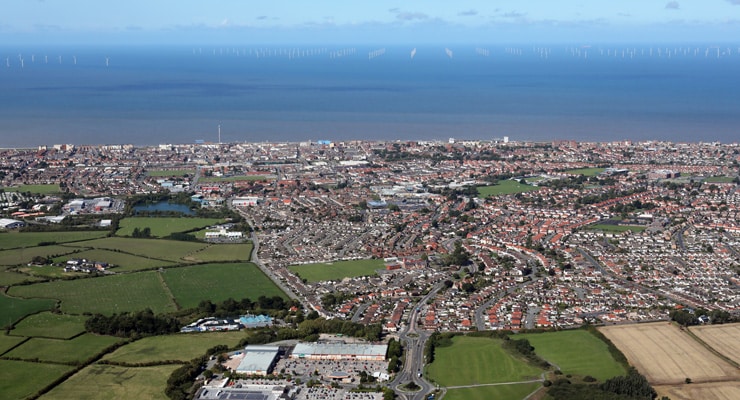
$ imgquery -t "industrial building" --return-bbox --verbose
[290,342,387,361]
[0,218,25,229]
[235,345,281,376]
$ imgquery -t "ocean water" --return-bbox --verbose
[1,44,739,147]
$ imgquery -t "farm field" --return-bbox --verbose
[11,312,87,339]
[53,248,175,272]
[443,382,541,400]
[0,231,107,250]
[163,263,286,309]
[477,180,539,198]
[0,359,73,400]
[599,322,740,385]
[116,216,223,238]
[40,364,178,400]
[5,334,122,364]
[2,184,61,194]
[654,381,740,400]
[0,244,81,266]
[563,167,607,176]
[103,331,246,364]
[0,269,42,286]
[426,336,544,387]
[185,243,253,263]
[68,237,209,262]
[8,271,176,315]
[0,334,26,354]
[288,259,384,283]
[691,323,740,365]
[0,292,56,328]
[518,329,625,381]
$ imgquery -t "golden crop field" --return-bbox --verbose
[655,381,740,400]
[600,322,740,385]
[691,323,740,366]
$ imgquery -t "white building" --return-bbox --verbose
[0,218,25,229]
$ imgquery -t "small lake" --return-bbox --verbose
[133,201,195,215]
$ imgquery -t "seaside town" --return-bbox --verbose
[1,138,739,400]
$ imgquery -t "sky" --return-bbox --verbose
[2,0,739,45]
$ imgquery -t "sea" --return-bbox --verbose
[1,44,739,148]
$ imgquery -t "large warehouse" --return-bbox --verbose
[235,345,280,376]
[290,342,388,361]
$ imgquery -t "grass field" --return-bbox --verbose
[0,270,43,286]
[288,259,384,283]
[8,272,176,315]
[600,322,740,385]
[563,168,607,176]
[655,381,740,400]
[163,263,286,309]
[185,243,253,263]
[3,184,62,194]
[427,336,544,387]
[115,217,224,238]
[0,244,83,266]
[40,364,178,400]
[0,293,56,328]
[443,382,541,400]
[68,237,209,262]
[587,223,647,233]
[11,312,88,339]
[0,334,26,355]
[146,169,195,177]
[5,334,122,364]
[703,176,735,183]
[691,323,740,365]
[104,331,246,364]
[477,180,539,198]
[0,231,107,250]
[518,330,625,381]
[53,248,175,272]
[0,359,74,400]
[200,175,268,182]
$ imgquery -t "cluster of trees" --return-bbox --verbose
[443,241,471,266]
[547,367,658,400]
[502,338,550,369]
[192,296,296,319]
[130,227,152,238]
[424,332,457,363]
[85,309,180,337]
[386,338,403,373]
[670,308,735,326]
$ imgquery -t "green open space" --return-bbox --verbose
[0,334,26,355]
[163,263,286,310]
[518,330,626,381]
[200,175,268,182]
[443,382,541,400]
[53,248,175,272]
[115,217,224,238]
[477,180,539,198]
[0,293,56,328]
[0,231,107,251]
[427,336,544,387]
[0,244,83,266]
[288,259,384,283]
[186,243,253,263]
[8,271,176,315]
[146,169,195,177]
[5,333,122,364]
[703,176,735,183]
[2,184,62,194]
[104,331,246,364]
[17,265,87,279]
[40,363,178,400]
[0,269,43,286]
[587,224,647,233]
[11,312,88,339]
[563,167,606,176]
[68,237,209,262]
[0,359,74,400]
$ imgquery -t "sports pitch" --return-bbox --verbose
[288,259,384,283]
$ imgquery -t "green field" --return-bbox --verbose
[68,237,209,262]
[103,331,246,364]
[53,248,175,272]
[0,359,74,400]
[563,168,606,177]
[0,270,43,286]
[40,364,178,400]
[0,231,107,250]
[2,184,62,194]
[146,169,195,177]
[477,180,539,198]
[186,243,253,263]
[0,293,56,328]
[703,176,735,183]
[8,272,176,315]
[427,336,544,387]
[587,224,647,233]
[5,334,122,364]
[443,382,542,400]
[0,334,26,355]
[116,217,223,238]
[11,312,88,339]
[200,175,268,182]
[518,330,626,381]
[0,244,83,266]
[163,263,286,309]
[288,259,384,283]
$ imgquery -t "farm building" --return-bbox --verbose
[0,218,25,229]
[290,342,388,361]
[235,345,280,376]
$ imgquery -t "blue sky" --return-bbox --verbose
[2,0,739,45]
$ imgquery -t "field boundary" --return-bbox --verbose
[156,270,180,311]
[686,326,740,369]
